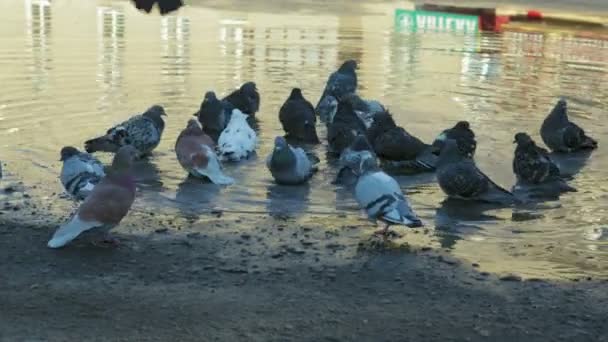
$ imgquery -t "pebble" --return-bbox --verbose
[286,247,305,255]
[472,263,480,268]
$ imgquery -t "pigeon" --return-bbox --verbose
[341,93,385,129]
[512,132,576,192]
[223,82,260,117]
[335,134,376,185]
[85,105,166,157]
[317,95,338,124]
[131,0,184,15]
[432,121,477,158]
[327,99,368,155]
[346,152,423,235]
[194,91,233,143]
[175,119,234,185]
[540,98,597,153]
[218,108,257,161]
[366,111,436,172]
[436,139,516,204]
[266,136,319,185]
[279,88,319,144]
[47,145,139,248]
[59,146,106,200]
[315,60,358,112]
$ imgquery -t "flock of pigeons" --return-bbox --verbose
[46,59,598,248]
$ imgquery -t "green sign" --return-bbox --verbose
[395,9,479,33]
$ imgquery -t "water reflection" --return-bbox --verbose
[96,5,125,110]
[266,182,311,218]
[25,0,52,93]
[160,15,190,105]
[175,177,221,219]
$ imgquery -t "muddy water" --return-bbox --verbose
[0,0,607,279]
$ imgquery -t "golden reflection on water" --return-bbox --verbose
[0,0,607,280]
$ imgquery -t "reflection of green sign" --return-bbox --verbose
[395,9,479,33]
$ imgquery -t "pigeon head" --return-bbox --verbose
[289,88,304,100]
[204,91,217,101]
[112,145,138,171]
[547,97,569,124]
[350,134,373,152]
[513,132,534,145]
[436,139,463,167]
[270,136,295,170]
[320,95,339,124]
[338,60,358,73]
[353,152,378,175]
[454,121,470,130]
[60,146,80,161]
[187,118,202,131]
[230,108,249,122]
[145,105,167,117]
[366,110,396,143]
[240,82,260,113]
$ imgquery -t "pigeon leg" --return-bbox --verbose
[373,222,390,236]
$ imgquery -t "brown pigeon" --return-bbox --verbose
[175,119,234,185]
[47,145,139,248]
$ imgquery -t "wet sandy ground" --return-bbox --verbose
[1,199,606,341]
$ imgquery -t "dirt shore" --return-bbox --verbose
[1,209,606,341]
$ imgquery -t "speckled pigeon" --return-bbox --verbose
[366,111,436,172]
[315,60,358,113]
[218,108,257,161]
[540,98,597,153]
[59,146,106,200]
[432,121,477,158]
[346,152,423,235]
[327,99,367,155]
[85,105,166,157]
[194,91,233,143]
[512,132,575,192]
[279,88,319,144]
[176,119,234,185]
[48,145,139,248]
[266,136,319,185]
[222,82,260,117]
[436,139,516,204]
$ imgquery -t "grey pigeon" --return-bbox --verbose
[315,60,358,113]
[436,139,516,204]
[512,132,576,193]
[366,111,436,172]
[223,82,260,117]
[266,136,319,185]
[317,95,338,124]
[59,146,106,200]
[85,105,166,157]
[279,88,319,144]
[335,134,376,185]
[347,152,423,235]
[540,98,597,153]
[327,99,368,155]
[432,121,477,158]
[194,91,232,143]
[48,145,139,248]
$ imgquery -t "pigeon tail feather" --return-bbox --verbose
[47,215,101,248]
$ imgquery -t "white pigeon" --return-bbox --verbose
[59,146,106,200]
[350,153,423,235]
[218,108,257,162]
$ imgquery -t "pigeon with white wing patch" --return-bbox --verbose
[59,146,106,200]
[218,108,257,162]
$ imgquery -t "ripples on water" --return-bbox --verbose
[0,0,607,279]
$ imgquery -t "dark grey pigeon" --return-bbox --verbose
[512,132,576,193]
[366,111,436,172]
[327,98,368,156]
[540,98,597,153]
[266,136,319,185]
[315,60,358,113]
[279,88,319,144]
[341,93,385,129]
[335,134,376,185]
[85,105,166,158]
[317,95,338,124]
[346,152,423,235]
[432,121,477,158]
[59,146,106,200]
[194,91,232,143]
[222,82,260,117]
[437,139,516,204]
